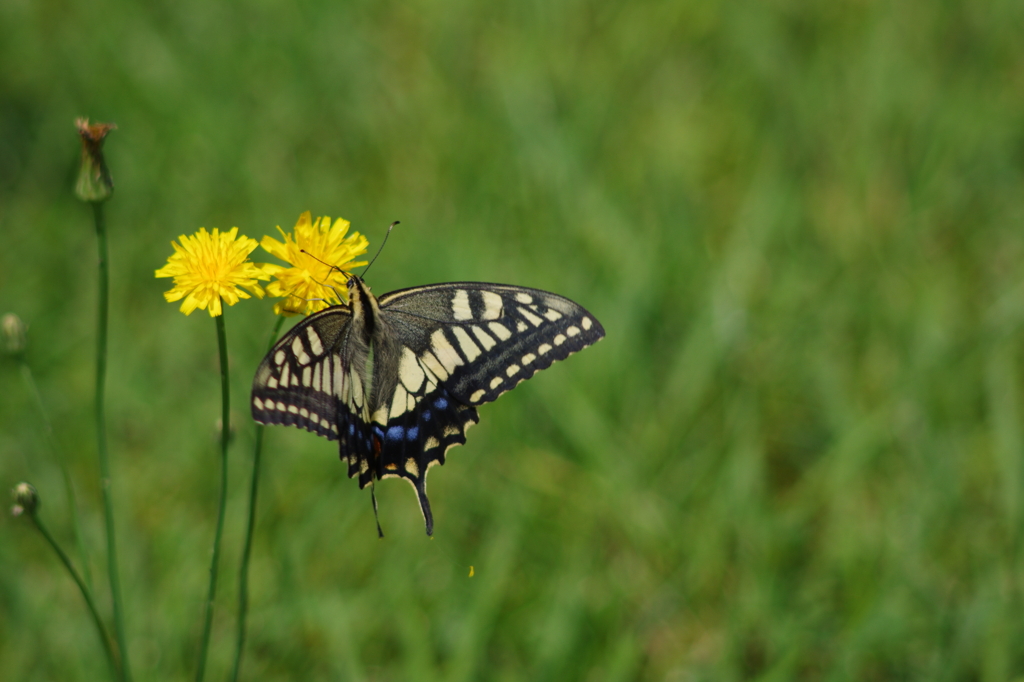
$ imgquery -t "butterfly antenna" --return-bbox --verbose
[298,249,350,301]
[361,221,398,280]
[299,249,347,276]
[370,482,384,538]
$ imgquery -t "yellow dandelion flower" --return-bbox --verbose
[260,211,369,316]
[155,227,269,317]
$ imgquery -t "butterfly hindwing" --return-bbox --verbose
[368,384,479,534]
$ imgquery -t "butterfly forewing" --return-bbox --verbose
[251,305,356,440]
[378,283,606,405]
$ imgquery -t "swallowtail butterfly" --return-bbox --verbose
[251,275,605,535]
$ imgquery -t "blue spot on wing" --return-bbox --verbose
[386,426,404,441]
[433,397,448,410]
[406,426,419,441]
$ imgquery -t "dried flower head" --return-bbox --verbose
[74,118,116,202]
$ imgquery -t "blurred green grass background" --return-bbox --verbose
[3,0,1024,679]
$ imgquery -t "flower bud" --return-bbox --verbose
[74,118,116,203]
[2,313,26,355]
[11,482,39,517]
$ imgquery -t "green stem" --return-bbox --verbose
[230,316,285,682]
[92,201,132,682]
[29,510,120,681]
[19,360,93,591]
[196,313,231,682]
[229,425,263,682]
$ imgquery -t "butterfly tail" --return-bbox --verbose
[414,478,434,536]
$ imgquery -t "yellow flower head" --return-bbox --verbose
[155,227,269,317]
[260,211,369,316]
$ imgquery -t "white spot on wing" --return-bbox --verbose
[405,458,420,477]
[312,363,321,392]
[431,329,464,374]
[300,407,309,417]
[582,316,593,330]
[452,327,482,362]
[302,366,311,386]
[481,291,503,319]
[420,350,449,381]
[543,309,563,321]
[253,397,264,410]
[472,326,496,350]
[515,292,533,304]
[391,384,409,420]
[425,436,440,450]
[306,326,324,355]
[280,364,291,386]
[287,404,299,414]
[554,334,567,346]
[488,322,512,341]
[521,353,536,365]
[538,343,553,355]
[567,326,581,337]
[516,320,528,332]
[518,307,544,327]
[506,364,520,377]
[267,377,278,389]
[451,289,473,320]
[274,350,286,365]
[470,389,485,402]
[292,337,310,365]
[399,347,425,393]
[490,376,503,389]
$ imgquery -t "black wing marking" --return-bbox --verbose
[379,282,606,405]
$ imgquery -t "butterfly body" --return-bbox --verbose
[252,275,605,535]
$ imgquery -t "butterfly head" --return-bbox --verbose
[346,274,371,299]
[346,274,382,333]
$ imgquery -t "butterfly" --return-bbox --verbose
[251,274,605,535]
